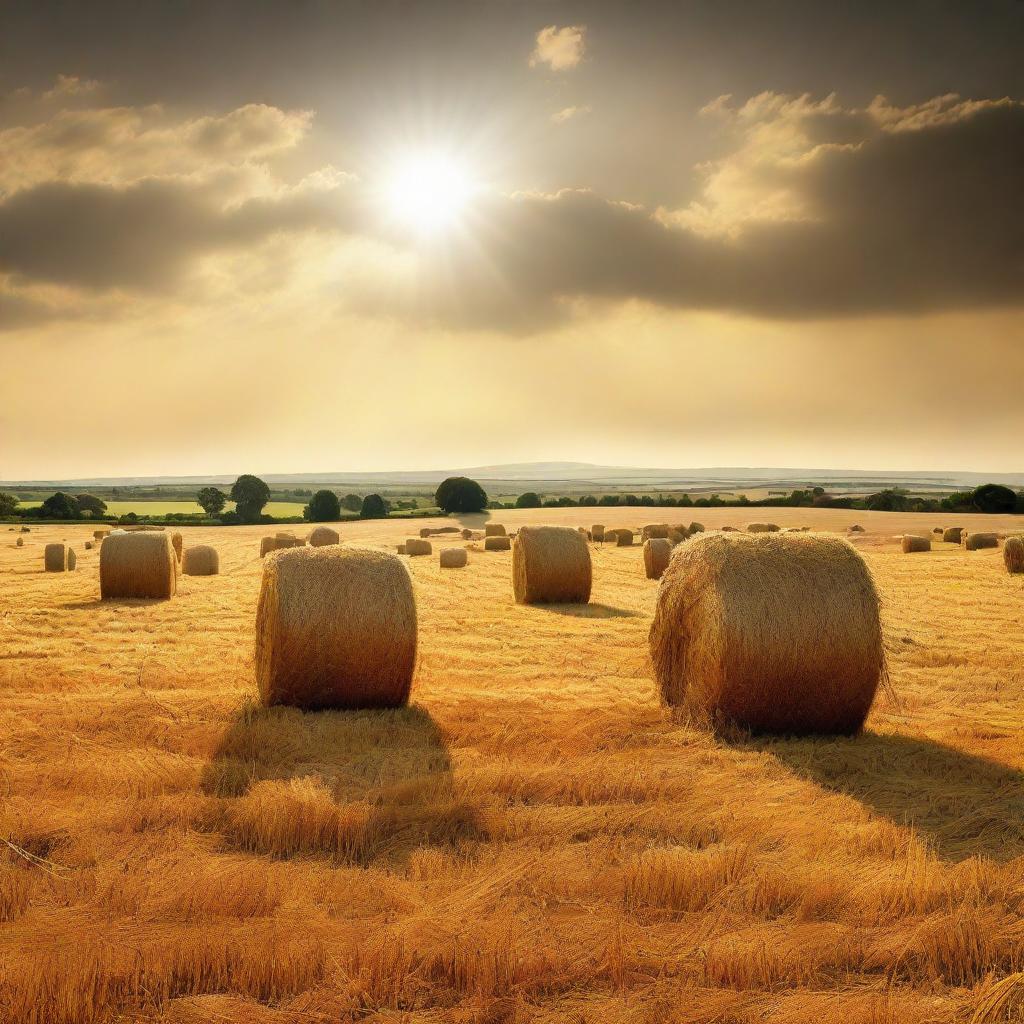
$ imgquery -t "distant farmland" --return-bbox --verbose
[19,500,309,518]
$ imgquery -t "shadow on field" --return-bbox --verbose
[753,732,1024,862]
[200,702,484,867]
[536,602,641,619]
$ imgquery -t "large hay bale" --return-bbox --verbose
[484,535,511,551]
[260,536,276,557]
[405,538,432,556]
[308,526,340,548]
[942,527,964,543]
[747,523,781,533]
[591,524,605,541]
[512,526,592,604]
[182,545,219,576]
[643,537,672,580]
[255,546,416,709]
[649,532,884,735]
[485,523,507,537]
[901,535,931,553]
[642,524,670,541]
[1004,536,1024,574]
[440,547,468,568]
[100,532,177,599]
[170,532,183,562]
[964,532,998,551]
[44,543,68,572]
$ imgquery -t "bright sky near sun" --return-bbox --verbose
[1,2,1023,480]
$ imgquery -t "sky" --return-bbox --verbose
[1,0,1023,480]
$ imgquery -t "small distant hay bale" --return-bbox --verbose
[419,527,433,538]
[170,532,183,562]
[93,529,110,541]
[649,532,884,735]
[256,546,416,709]
[847,525,865,533]
[721,526,739,532]
[405,538,432,556]
[85,541,93,550]
[15,536,23,547]
[182,545,219,576]
[643,537,672,580]
[485,524,507,537]
[100,532,177,599]
[689,522,705,534]
[440,547,468,568]
[484,535,511,551]
[1004,536,1024,574]
[397,544,406,554]
[20,526,30,533]
[642,524,670,541]
[66,548,76,571]
[461,529,473,540]
[260,536,276,557]
[932,527,944,535]
[942,527,963,543]
[308,526,340,547]
[667,528,686,545]
[512,526,592,604]
[44,543,68,572]
[591,524,605,541]
[901,535,931,553]
[964,532,998,551]
[607,529,634,547]
[747,523,780,533]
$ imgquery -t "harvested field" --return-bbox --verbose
[1,506,1024,1024]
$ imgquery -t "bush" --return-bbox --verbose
[579,494,598,506]
[598,495,620,506]
[230,474,271,523]
[865,488,909,512]
[38,492,79,519]
[678,494,693,507]
[972,483,1016,514]
[435,476,488,514]
[196,486,227,516]
[516,491,542,509]
[0,493,19,516]
[360,493,388,519]
[341,493,362,512]
[305,489,341,522]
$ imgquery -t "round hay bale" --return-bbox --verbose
[484,535,511,551]
[405,538,432,556]
[66,548,77,571]
[255,546,416,709]
[512,526,592,604]
[591,524,605,542]
[182,545,219,576]
[170,532,183,562]
[308,526,340,548]
[85,540,93,550]
[721,526,739,532]
[100,533,177,600]
[16,536,23,547]
[461,529,473,540]
[649,532,884,735]
[942,527,964,543]
[1003,536,1024,574]
[440,547,468,568]
[847,525,865,533]
[747,523,781,533]
[642,524,670,541]
[485,523,507,538]
[20,526,30,533]
[932,527,944,535]
[44,543,68,572]
[964,532,998,551]
[667,528,686,545]
[93,529,110,541]
[901,535,931,553]
[397,544,406,554]
[419,527,433,538]
[689,522,705,535]
[643,537,672,580]
[608,529,634,547]
[260,536,276,557]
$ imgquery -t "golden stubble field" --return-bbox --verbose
[1,507,1023,1023]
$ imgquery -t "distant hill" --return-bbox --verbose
[4,461,1024,490]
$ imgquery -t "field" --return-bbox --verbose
[15,500,310,518]
[2,507,1024,1023]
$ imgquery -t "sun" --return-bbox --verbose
[384,151,474,234]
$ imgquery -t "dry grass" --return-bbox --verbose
[2,507,1024,1023]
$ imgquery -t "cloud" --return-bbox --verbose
[529,25,585,71]
[551,105,591,124]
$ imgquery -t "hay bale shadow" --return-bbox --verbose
[535,602,641,619]
[751,732,1024,862]
[200,702,484,867]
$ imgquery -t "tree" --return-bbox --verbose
[678,494,694,507]
[341,493,362,512]
[623,494,640,506]
[598,495,619,506]
[516,491,542,509]
[579,494,598,506]
[865,488,909,512]
[0,492,19,516]
[39,492,79,518]
[75,493,107,516]
[196,486,226,516]
[305,489,341,522]
[972,483,1016,514]
[435,476,488,514]
[230,474,271,523]
[360,493,388,519]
